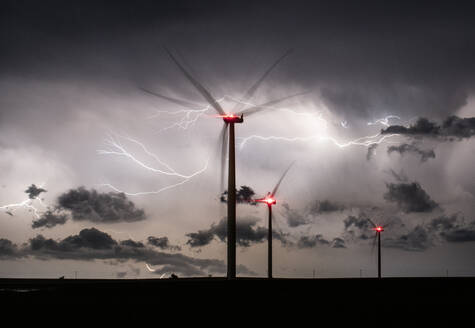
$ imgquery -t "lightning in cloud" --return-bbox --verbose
[98,134,208,196]
[367,115,401,127]
[238,132,400,150]
[0,184,47,219]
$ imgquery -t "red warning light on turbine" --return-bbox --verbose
[374,226,384,232]
[266,197,276,205]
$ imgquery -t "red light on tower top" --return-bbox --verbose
[374,226,384,232]
[265,197,276,205]
[221,113,244,123]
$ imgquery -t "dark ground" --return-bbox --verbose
[1,277,474,323]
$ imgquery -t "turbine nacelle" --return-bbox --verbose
[255,194,276,206]
[373,226,384,232]
[221,113,244,123]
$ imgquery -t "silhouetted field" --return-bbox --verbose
[1,277,473,314]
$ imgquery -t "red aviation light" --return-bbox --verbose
[265,197,276,205]
[220,113,244,123]
[374,226,384,232]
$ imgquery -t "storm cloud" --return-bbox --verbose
[31,209,68,229]
[382,116,475,140]
[57,187,146,223]
[25,184,46,200]
[1,227,253,277]
[147,236,181,251]
[186,217,288,248]
[383,182,438,213]
[387,143,435,162]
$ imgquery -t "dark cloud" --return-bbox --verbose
[57,187,146,223]
[147,236,181,251]
[186,217,288,248]
[0,238,23,259]
[185,229,215,248]
[387,143,435,162]
[331,237,346,249]
[343,214,375,241]
[282,203,309,227]
[220,186,257,205]
[382,116,475,140]
[297,234,330,248]
[383,182,438,213]
[25,184,46,199]
[2,227,251,277]
[120,239,145,248]
[384,226,432,251]
[428,214,475,243]
[31,209,68,229]
[309,200,345,215]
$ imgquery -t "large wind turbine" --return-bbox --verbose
[143,47,302,279]
[367,219,384,279]
[254,163,294,279]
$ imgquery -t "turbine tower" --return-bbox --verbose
[143,47,302,279]
[368,219,384,279]
[255,163,294,278]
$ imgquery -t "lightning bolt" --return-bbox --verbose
[239,132,400,150]
[0,184,47,219]
[145,263,167,278]
[148,96,229,132]
[367,115,401,127]
[98,134,208,196]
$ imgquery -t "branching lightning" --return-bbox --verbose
[98,134,208,196]
[148,96,229,132]
[0,184,47,219]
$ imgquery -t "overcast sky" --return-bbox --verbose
[1,0,475,278]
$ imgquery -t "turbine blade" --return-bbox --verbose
[271,161,295,197]
[371,233,377,255]
[140,88,204,110]
[367,218,377,228]
[164,47,226,116]
[233,49,293,112]
[220,123,229,192]
[237,91,309,117]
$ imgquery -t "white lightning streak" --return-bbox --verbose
[0,184,47,219]
[239,133,400,150]
[98,134,208,196]
[367,115,401,127]
[148,96,228,132]
[145,264,166,278]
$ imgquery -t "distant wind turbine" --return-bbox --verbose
[254,162,294,278]
[367,219,385,279]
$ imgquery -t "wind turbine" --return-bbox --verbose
[254,163,294,279]
[367,219,384,279]
[143,47,303,279]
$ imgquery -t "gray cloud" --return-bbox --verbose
[57,187,146,223]
[31,209,68,229]
[384,226,432,251]
[383,182,438,213]
[309,200,345,215]
[387,143,435,162]
[0,238,24,259]
[2,227,252,277]
[282,203,309,227]
[382,116,475,140]
[25,184,46,199]
[428,214,475,243]
[220,186,257,205]
[186,216,289,248]
[147,236,181,251]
